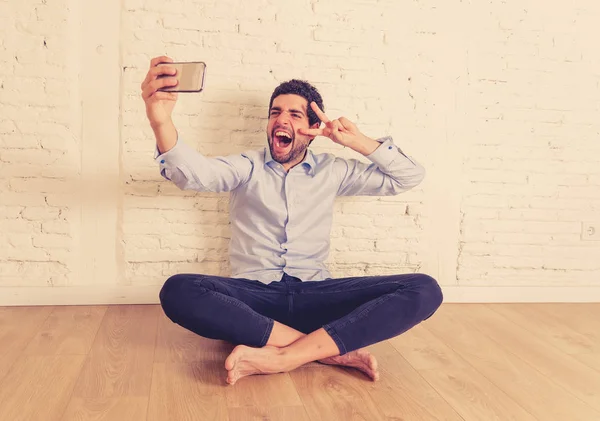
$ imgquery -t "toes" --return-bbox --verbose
[224,354,236,371]
[226,372,237,385]
[369,355,379,371]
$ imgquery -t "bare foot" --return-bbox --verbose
[319,349,380,381]
[224,345,287,385]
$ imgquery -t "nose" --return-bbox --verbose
[275,112,291,127]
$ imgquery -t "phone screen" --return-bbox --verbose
[157,61,206,92]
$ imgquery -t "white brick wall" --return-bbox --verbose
[1,0,78,288]
[456,1,600,287]
[1,0,599,303]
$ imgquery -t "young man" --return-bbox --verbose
[141,56,443,385]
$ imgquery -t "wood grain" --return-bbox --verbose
[536,303,600,350]
[365,341,464,421]
[0,303,598,421]
[291,365,386,421]
[573,353,600,372]
[154,309,233,363]
[228,406,311,421]
[0,355,85,421]
[487,303,599,354]
[61,397,148,421]
[70,305,159,398]
[225,371,304,408]
[391,320,538,421]
[24,305,107,356]
[463,304,600,412]
[426,304,600,421]
[0,306,53,381]
[147,362,228,421]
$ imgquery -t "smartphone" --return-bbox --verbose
[157,61,206,93]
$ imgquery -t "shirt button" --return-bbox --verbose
[160,159,165,164]
[388,146,392,150]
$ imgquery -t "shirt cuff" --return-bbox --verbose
[365,136,417,169]
[154,138,192,180]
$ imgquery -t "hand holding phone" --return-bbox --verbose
[157,61,206,93]
[141,56,181,130]
[141,57,207,131]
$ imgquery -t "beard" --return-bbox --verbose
[268,129,307,164]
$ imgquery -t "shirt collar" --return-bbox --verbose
[264,147,316,177]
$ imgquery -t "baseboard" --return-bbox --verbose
[441,286,600,303]
[1,285,599,306]
[0,285,163,306]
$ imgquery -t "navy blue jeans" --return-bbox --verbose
[159,272,443,355]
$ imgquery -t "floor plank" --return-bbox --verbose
[225,371,304,408]
[156,309,304,412]
[154,310,234,364]
[0,306,53,382]
[391,321,538,421]
[147,362,228,421]
[70,305,159,398]
[24,305,107,355]
[61,305,159,421]
[425,304,600,421]
[0,303,598,421]
[228,406,311,421]
[0,355,85,421]
[61,397,148,421]
[573,353,600,372]
[463,304,600,412]
[487,304,599,354]
[536,303,600,349]
[365,341,465,421]
[290,365,387,421]
[148,309,230,421]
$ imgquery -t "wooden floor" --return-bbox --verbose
[0,303,599,421]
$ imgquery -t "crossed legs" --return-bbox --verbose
[159,272,443,384]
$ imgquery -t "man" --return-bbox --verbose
[141,56,443,385]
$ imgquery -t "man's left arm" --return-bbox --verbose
[336,135,425,196]
[298,102,425,197]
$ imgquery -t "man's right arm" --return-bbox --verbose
[142,56,253,193]
[153,120,178,155]
[154,133,254,193]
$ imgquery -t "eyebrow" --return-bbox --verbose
[270,107,305,116]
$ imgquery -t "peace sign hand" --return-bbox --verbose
[298,102,368,148]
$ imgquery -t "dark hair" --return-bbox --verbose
[268,79,324,126]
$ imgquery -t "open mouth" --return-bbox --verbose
[273,129,293,153]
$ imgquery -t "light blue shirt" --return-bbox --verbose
[154,136,425,283]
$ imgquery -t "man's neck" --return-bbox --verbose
[282,149,308,172]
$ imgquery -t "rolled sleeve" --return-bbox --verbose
[336,136,425,196]
[153,138,253,192]
[365,136,418,170]
[154,140,193,182]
